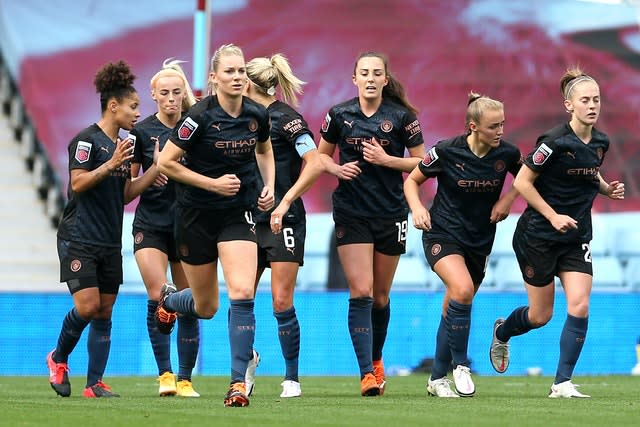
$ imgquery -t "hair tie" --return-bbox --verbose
[564,75,595,99]
[267,86,276,96]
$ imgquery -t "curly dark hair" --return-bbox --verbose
[93,60,137,112]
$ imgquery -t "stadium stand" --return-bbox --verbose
[394,255,430,289]
[590,214,611,256]
[491,214,519,259]
[297,256,330,291]
[0,58,60,292]
[492,256,525,291]
[591,255,627,291]
[612,228,640,261]
[624,257,640,291]
[2,1,640,293]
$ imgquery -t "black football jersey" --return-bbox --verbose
[171,95,270,210]
[130,114,177,232]
[57,123,129,247]
[320,97,424,218]
[519,122,609,242]
[254,100,314,224]
[418,135,521,255]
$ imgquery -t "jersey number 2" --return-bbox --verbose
[581,243,592,263]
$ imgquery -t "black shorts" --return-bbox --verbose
[333,210,408,256]
[57,238,122,294]
[175,206,257,265]
[256,222,306,269]
[423,238,488,286]
[512,231,593,287]
[133,227,179,262]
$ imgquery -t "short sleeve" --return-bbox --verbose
[171,116,204,150]
[417,146,443,177]
[319,109,338,144]
[69,138,95,170]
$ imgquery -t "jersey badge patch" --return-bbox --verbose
[532,143,552,165]
[70,259,82,273]
[178,117,198,140]
[431,243,442,256]
[321,113,331,133]
[74,141,92,163]
[421,147,439,168]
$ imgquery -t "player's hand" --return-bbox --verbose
[362,137,389,166]
[550,214,578,233]
[337,161,361,180]
[490,199,511,223]
[270,200,290,234]
[109,137,134,168]
[606,180,625,200]
[152,173,168,187]
[257,186,275,212]
[412,206,432,231]
[212,174,241,196]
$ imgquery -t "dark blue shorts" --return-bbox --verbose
[423,238,488,286]
[57,238,122,294]
[512,232,593,286]
[175,206,257,265]
[133,227,179,262]
[256,221,306,268]
[333,209,408,256]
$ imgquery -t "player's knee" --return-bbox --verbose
[272,297,293,313]
[529,310,552,328]
[195,302,218,319]
[372,294,390,308]
[568,300,589,318]
[449,288,474,305]
[76,302,101,319]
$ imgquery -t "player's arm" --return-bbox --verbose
[491,186,519,223]
[318,137,361,180]
[271,135,325,232]
[70,138,132,193]
[158,139,240,196]
[280,138,324,205]
[125,140,160,204]
[403,165,431,231]
[362,139,424,172]
[255,137,275,212]
[513,165,576,232]
[597,173,625,200]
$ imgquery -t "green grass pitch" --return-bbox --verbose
[2,375,638,427]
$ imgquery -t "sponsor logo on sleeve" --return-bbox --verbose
[74,141,92,163]
[178,117,198,140]
[321,113,331,133]
[532,143,553,165]
[405,119,422,138]
[421,147,439,167]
